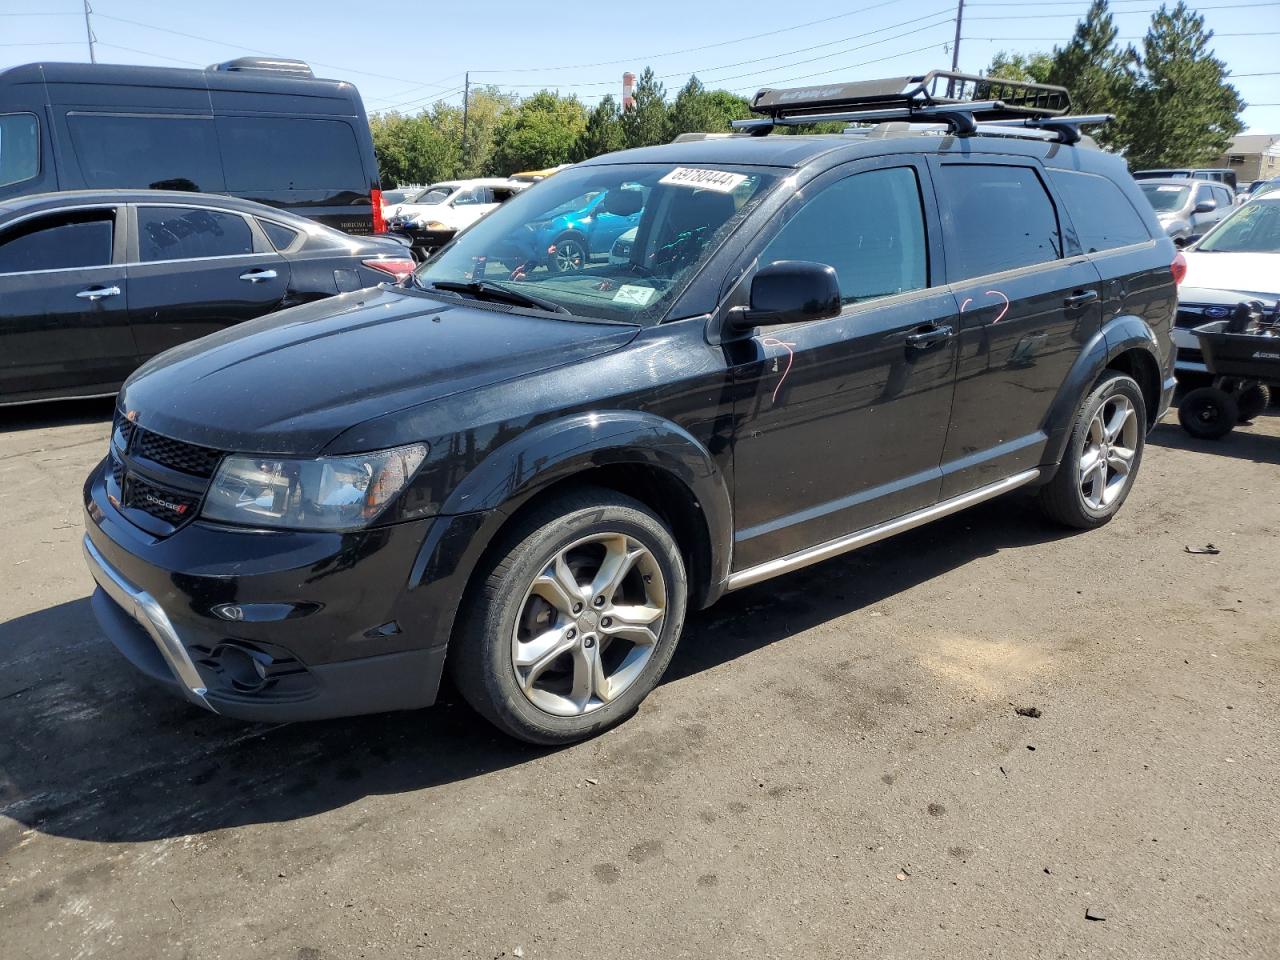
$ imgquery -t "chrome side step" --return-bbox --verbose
[726,469,1041,591]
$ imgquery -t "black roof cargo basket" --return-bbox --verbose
[208,57,315,78]
[732,70,1086,140]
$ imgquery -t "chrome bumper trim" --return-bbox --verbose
[727,469,1041,591]
[82,534,216,712]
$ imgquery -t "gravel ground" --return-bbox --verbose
[1,397,1277,960]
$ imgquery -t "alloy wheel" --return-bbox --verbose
[552,238,587,272]
[1079,394,1139,510]
[511,533,666,717]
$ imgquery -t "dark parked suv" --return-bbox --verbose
[83,74,1179,744]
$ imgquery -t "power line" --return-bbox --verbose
[967,0,1280,17]
[967,30,1280,38]
[729,39,954,92]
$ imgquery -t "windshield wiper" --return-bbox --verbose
[425,279,569,315]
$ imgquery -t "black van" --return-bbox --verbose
[0,58,385,235]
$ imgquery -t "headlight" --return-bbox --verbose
[201,443,428,531]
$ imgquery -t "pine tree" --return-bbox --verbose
[1118,2,1244,167]
[620,68,670,149]
[1042,0,1134,148]
[668,76,719,138]
[571,95,625,162]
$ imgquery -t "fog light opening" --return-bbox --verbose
[213,642,273,693]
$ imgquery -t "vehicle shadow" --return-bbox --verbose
[0,495,1072,845]
[0,396,115,434]
[1147,416,1280,467]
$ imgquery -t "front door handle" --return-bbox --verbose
[1064,289,1099,308]
[905,324,953,349]
[76,285,121,301]
[240,269,278,283]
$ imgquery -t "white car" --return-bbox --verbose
[384,178,524,233]
[1173,195,1280,374]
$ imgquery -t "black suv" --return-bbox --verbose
[83,74,1179,744]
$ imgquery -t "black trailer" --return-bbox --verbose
[1178,301,1280,438]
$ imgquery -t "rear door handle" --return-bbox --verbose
[240,269,278,283]
[76,285,121,301]
[1064,289,1099,308]
[905,324,953,349]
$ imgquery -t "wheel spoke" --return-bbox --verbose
[1079,447,1103,475]
[569,643,598,707]
[531,565,579,619]
[1104,399,1133,443]
[1108,445,1134,476]
[1088,414,1106,446]
[515,627,575,683]
[589,535,643,604]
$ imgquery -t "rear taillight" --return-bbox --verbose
[1171,250,1187,285]
[362,257,416,281]
[371,188,386,234]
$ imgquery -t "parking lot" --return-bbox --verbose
[0,399,1275,959]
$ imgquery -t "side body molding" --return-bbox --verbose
[407,410,734,657]
[1040,314,1163,476]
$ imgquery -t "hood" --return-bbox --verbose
[1182,251,1280,300]
[119,286,640,455]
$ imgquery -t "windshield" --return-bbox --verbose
[411,186,453,205]
[1141,183,1190,213]
[413,163,778,323]
[1254,180,1280,199]
[1197,200,1280,253]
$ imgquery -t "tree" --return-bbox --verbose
[1118,2,1244,167]
[620,67,670,149]
[572,95,625,162]
[1044,0,1134,122]
[439,86,518,178]
[704,90,753,127]
[370,111,457,187]
[984,51,1053,85]
[668,76,720,138]
[492,91,587,174]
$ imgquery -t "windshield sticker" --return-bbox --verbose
[614,284,656,306]
[659,167,749,193]
[1156,185,1184,192]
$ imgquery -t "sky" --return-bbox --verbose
[2,0,1277,135]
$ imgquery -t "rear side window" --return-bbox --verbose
[0,210,114,273]
[67,114,224,192]
[258,219,300,251]
[137,206,253,262]
[938,164,1062,278]
[217,117,365,192]
[761,166,928,304]
[0,113,40,188]
[1047,170,1151,253]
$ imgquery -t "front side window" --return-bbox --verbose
[0,210,114,273]
[938,164,1062,278]
[137,207,253,262]
[452,187,488,206]
[1197,201,1280,253]
[415,162,778,324]
[0,113,40,189]
[1049,170,1151,253]
[67,114,224,192]
[413,187,453,205]
[760,166,927,305]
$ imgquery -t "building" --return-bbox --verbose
[1212,133,1280,184]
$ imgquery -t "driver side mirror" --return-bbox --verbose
[1194,199,1217,214]
[727,260,842,332]
[599,189,645,217]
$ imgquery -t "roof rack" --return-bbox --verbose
[732,70,1077,139]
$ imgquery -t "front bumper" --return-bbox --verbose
[83,459,456,722]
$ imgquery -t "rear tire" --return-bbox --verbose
[1038,371,1146,529]
[1179,387,1238,439]
[450,487,687,745]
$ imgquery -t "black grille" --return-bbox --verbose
[124,476,201,526]
[133,429,223,478]
[109,452,125,489]
[1175,310,1203,330]
[112,408,137,447]
[1179,347,1205,365]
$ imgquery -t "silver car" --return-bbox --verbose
[1140,178,1233,244]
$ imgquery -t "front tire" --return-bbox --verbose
[450,488,687,745]
[1038,371,1146,529]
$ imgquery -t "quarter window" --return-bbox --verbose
[1047,170,1151,252]
[137,207,253,262]
[0,113,40,189]
[0,210,114,273]
[760,166,928,305]
[938,164,1062,278]
[67,114,224,192]
[258,219,300,251]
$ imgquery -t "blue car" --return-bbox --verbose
[526,186,647,272]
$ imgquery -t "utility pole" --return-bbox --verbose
[460,72,471,173]
[950,0,964,74]
[83,0,97,64]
